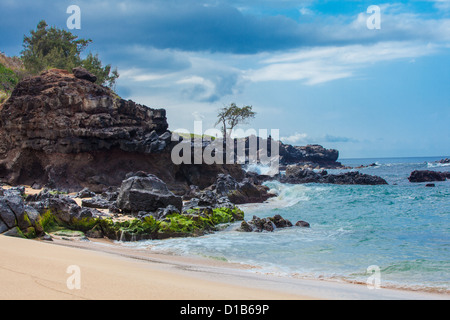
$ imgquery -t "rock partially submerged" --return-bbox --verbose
[408,170,450,183]
[282,166,388,185]
[238,214,310,233]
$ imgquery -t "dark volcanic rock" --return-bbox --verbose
[81,195,113,210]
[0,69,245,193]
[215,174,275,204]
[77,188,96,198]
[25,189,97,224]
[279,143,341,168]
[182,189,235,213]
[72,67,97,83]
[283,166,388,185]
[408,170,449,183]
[238,214,308,232]
[0,187,104,237]
[295,220,310,228]
[116,172,183,214]
[0,69,168,155]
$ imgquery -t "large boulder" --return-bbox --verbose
[116,172,183,214]
[0,188,30,233]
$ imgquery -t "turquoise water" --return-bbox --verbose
[125,157,450,293]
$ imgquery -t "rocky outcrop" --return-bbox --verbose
[116,172,183,214]
[282,166,388,185]
[0,69,168,155]
[408,170,450,183]
[231,136,342,169]
[279,143,341,168]
[0,69,245,193]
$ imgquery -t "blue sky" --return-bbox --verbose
[1,0,449,158]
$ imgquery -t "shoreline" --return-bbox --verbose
[1,235,447,300]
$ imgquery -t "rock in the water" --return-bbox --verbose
[238,214,305,233]
[295,220,310,228]
[215,174,275,204]
[279,143,341,168]
[116,173,183,214]
[283,167,388,185]
[408,170,449,183]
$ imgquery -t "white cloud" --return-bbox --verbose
[120,68,169,82]
[281,132,308,144]
[433,0,450,11]
[245,41,440,85]
[299,7,313,15]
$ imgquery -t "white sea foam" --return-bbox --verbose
[243,163,279,176]
[427,162,450,168]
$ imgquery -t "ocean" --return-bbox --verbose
[122,157,450,293]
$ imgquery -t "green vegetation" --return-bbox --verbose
[1,20,120,101]
[21,20,119,88]
[81,52,119,89]
[216,103,256,138]
[0,63,20,104]
[0,52,27,104]
[0,64,19,92]
[25,206,245,241]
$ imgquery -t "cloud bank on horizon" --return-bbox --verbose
[1,0,449,158]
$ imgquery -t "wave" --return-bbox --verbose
[427,162,450,168]
[243,163,279,176]
[264,180,312,207]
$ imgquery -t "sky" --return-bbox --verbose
[0,0,449,158]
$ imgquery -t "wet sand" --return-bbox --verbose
[0,235,447,300]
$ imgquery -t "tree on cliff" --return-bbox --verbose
[21,20,119,88]
[215,103,256,138]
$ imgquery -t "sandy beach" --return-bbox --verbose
[0,235,447,300]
